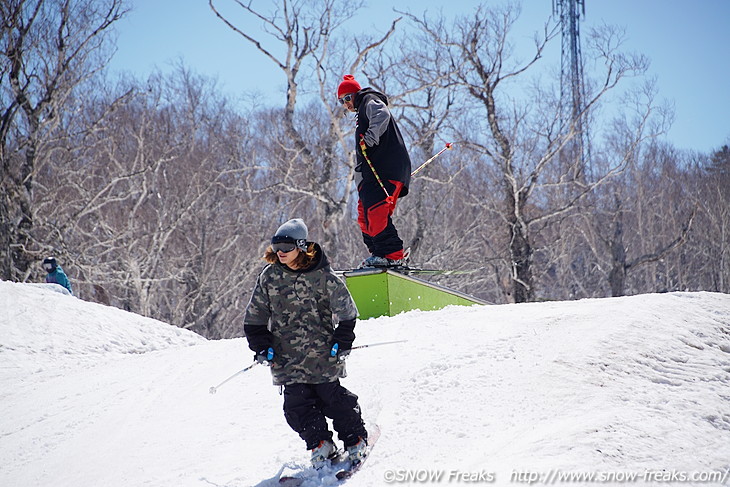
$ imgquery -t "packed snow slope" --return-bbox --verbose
[1,280,730,487]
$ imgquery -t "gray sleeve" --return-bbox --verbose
[363,98,391,147]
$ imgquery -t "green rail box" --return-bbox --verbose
[341,268,489,319]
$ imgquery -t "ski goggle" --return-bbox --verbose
[271,235,306,253]
[338,93,353,105]
[271,242,297,253]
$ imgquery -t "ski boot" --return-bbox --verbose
[359,248,410,269]
[310,439,337,469]
[359,255,390,268]
[346,437,368,465]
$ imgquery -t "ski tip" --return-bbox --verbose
[278,476,304,486]
[335,469,354,480]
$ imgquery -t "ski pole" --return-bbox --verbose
[331,339,408,360]
[359,136,395,206]
[411,142,453,177]
[209,361,258,394]
[350,339,409,351]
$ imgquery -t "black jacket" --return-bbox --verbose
[354,88,412,197]
[242,243,359,386]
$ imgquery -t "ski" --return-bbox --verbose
[394,267,478,276]
[277,426,380,485]
[277,449,348,486]
[338,266,477,276]
[334,425,381,482]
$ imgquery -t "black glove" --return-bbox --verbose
[255,347,275,366]
[329,342,350,362]
[330,319,356,361]
[245,323,275,364]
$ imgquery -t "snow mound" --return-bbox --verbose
[1,281,729,487]
[0,280,204,376]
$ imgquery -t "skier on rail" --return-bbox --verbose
[337,74,412,268]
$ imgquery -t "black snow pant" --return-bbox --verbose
[283,380,367,450]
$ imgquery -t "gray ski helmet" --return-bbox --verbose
[272,218,308,251]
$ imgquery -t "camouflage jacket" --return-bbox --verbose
[243,244,359,386]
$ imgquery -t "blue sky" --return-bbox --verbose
[109,0,730,154]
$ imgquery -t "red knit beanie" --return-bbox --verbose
[337,75,361,98]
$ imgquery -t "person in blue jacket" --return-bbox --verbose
[43,257,73,295]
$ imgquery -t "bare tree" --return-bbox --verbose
[406,4,654,302]
[209,0,403,266]
[361,20,461,260]
[32,66,266,337]
[676,146,730,294]
[0,0,125,281]
[575,79,691,297]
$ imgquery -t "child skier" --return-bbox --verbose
[243,218,369,468]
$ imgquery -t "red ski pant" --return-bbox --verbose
[357,179,404,260]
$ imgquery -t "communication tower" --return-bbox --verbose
[553,0,590,181]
